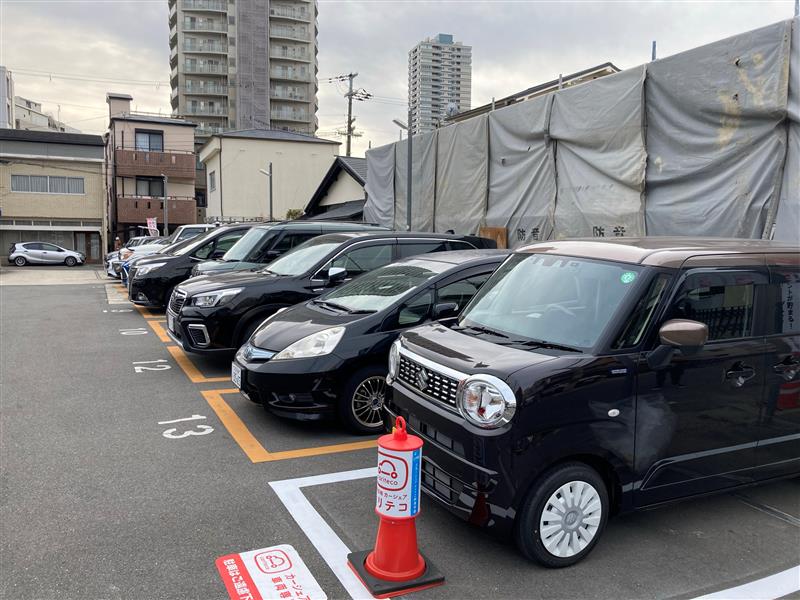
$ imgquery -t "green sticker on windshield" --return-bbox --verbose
[620,271,636,284]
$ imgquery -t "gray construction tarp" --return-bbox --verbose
[435,115,488,234]
[486,94,556,247]
[774,18,799,244]
[550,65,647,238]
[362,142,395,227]
[645,20,794,238]
[394,130,437,231]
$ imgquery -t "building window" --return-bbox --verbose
[209,170,216,192]
[134,130,164,152]
[135,177,165,197]
[11,174,85,194]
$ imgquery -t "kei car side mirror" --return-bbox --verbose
[327,266,347,285]
[432,302,459,319]
[647,319,708,370]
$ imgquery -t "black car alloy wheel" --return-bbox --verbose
[339,366,387,434]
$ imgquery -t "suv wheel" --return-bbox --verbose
[65,256,77,267]
[14,256,27,267]
[515,462,608,568]
[339,366,387,434]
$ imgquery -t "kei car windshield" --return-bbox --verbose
[264,239,341,276]
[223,227,277,262]
[459,253,644,350]
[322,258,449,312]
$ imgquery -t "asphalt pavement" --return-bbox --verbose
[0,275,798,600]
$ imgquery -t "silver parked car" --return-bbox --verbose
[8,242,85,267]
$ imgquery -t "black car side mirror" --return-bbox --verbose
[647,319,708,370]
[432,302,459,319]
[210,249,226,260]
[326,266,347,286]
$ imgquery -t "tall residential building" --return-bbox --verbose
[1,66,14,129]
[408,33,472,135]
[168,0,319,138]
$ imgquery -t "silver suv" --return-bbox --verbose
[8,242,85,267]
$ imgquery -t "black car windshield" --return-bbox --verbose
[263,239,342,276]
[223,227,277,262]
[459,253,644,350]
[321,258,450,312]
[170,229,221,256]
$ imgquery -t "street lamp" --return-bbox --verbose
[392,118,412,231]
[258,162,273,222]
[161,173,169,236]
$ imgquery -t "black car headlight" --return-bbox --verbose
[457,374,516,429]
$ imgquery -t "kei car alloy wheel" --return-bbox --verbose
[515,462,609,568]
[14,256,27,267]
[340,366,387,434]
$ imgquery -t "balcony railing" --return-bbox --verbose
[194,125,225,137]
[183,41,227,53]
[182,0,226,11]
[185,83,228,95]
[184,105,227,116]
[271,110,308,122]
[269,6,311,20]
[270,48,310,62]
[269,68,310,82]
[117,196,198,226]
[269,26,310,41]
[183,20,227,33]
[183,63,227,74]
[115,148,196,179]
[270,89,308,102]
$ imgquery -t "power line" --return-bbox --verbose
[10,68,170,87]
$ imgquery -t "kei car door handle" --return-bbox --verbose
[725,362,756,387]
[773,358,800,381]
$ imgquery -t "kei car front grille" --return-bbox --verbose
[169,290,187,313]
[397,354,461,409]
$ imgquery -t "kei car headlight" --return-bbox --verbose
[134,262,166,277]
[190,288,243,308]
[387,339,401,383]
[273,327,345,360]
[457,374,516,429]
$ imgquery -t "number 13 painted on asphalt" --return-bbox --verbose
[158,414,214,439]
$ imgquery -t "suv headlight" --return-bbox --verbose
[190,288,242,308]
[387,339,401,383]
[457,374,516,429]
[134,262,166,277]
[273,327,345,360]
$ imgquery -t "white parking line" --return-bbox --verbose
[269,468,377,600]
[270,469,800,600]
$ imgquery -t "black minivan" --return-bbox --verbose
[384,238,800,567]
[167,232,496,356]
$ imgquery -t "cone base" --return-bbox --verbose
[347,550,445,599]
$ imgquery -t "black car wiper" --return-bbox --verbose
[312,299,354,313]
[516,339,581,353]
[455,324,510,339]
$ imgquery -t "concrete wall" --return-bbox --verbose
[201,136,337,220]
[318,169,365,206]
[111,120,195,152]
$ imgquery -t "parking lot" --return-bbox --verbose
[1,268,799,600]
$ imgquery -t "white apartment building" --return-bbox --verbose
[408,33,472,135]
[0,66,14,129]
[13,96,80,133]
[168,0,319,139]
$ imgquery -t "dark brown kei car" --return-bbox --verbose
[384,238,800,567]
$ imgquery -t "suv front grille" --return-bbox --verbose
[397,354,460,409]
[169,290,187,313]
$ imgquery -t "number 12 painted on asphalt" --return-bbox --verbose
[133,359,171,373]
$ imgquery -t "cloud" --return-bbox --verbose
[1,0,796,157]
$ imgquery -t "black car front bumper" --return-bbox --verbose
[129,276,169,307]
[232,350,347,420]
[385,380,518,537]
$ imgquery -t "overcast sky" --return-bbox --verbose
[0,0,796,156]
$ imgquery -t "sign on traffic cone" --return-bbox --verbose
[347,416,445,598]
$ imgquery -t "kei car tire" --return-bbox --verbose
[65,256,78,267]
[14,257,27,267]
[515,462,609,568]
[339,366,388,435]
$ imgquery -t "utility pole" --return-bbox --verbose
[651,41,657,61]
[161,173,169,236]
[406,108,412,231]
[259,164,273,221]
[345,72,358,157]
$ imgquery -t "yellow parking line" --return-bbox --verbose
[202,389,378,463]
[167,345,230,384]
[146,319,171,343]
[133,304,161,319]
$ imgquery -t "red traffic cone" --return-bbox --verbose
[347,417,444,598]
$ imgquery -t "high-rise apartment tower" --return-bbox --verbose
[168,0,319,138]
[408,33,472,135]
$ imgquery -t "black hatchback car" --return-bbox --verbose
[128,223,257,308]
[166,232,496,357]
[384,238,800,567]
[232,250,509,434]
[191,221,386,277]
